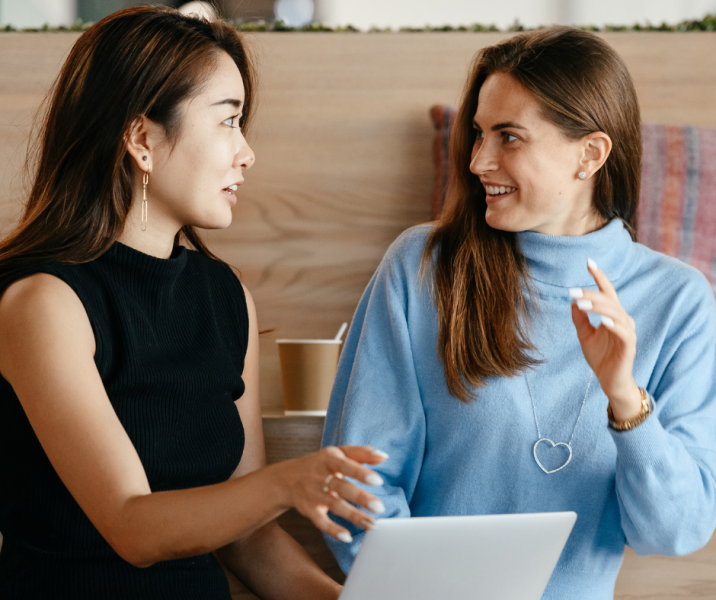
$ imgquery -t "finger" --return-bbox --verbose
[330,476,386,515]
[583,309,636,345]
[571,302,596,343]
[572,296,629,327]
[323,447,385,486]
[324,493,380,531]
[595,318,636,348]
[586,258,618,301]
[339,445,389,465]
[311,508,356,543]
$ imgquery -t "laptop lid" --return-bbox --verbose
[339,511,577,600]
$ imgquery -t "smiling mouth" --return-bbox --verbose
[484,184,517,198]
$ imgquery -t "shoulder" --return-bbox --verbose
[363,224,437,307]
[628,243,716,331]
[233,273,256,321]
[0,273,94,372]
[185,249,246,293]
[0,271,84,314]
[384,224,435,262]
[381,224,436,278]
[630,243,713,301]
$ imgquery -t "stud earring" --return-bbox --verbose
[142,171,149,231]
[142,156,147,162]
[578,171,587,180]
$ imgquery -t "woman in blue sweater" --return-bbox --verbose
[322,27,716,598]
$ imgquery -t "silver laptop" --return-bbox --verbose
[339,511,577,600]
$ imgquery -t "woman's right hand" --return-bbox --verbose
[281,445,388,542]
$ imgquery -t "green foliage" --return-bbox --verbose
[1,13,714,33]
[507,19,525,32]
[470,23,500,32]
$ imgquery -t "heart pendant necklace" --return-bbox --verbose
[525,373,593,474]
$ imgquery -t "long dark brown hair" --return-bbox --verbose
[0,5,255,279]
[422,27,642,403]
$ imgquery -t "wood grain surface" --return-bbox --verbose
[1,32,715,412]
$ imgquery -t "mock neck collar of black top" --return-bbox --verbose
[101,241,189,284]
[517,218,634,289]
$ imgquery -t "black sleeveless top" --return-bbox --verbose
[0,242,248,599]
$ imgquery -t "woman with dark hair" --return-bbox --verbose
[323,27,716,598]
[0,6,386,599]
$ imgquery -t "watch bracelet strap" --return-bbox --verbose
[607,387,651,431]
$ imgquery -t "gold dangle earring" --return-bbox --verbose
[141,170,149,231]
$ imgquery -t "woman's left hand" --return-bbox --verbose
[570,259,642,420]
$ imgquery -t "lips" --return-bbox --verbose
[484,184,517,196]
[221,186,238,205]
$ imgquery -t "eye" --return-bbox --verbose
[503,132,518,143]
[473,128,484,140]
[223,114,240,128]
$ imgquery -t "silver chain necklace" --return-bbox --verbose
[525,373,593,474]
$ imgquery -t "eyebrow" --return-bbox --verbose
[211,98,243,108]
[473,119,527,131]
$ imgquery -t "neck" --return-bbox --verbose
[531,208,608,237]
[118,200,179,259]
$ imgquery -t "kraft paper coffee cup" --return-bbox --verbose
[276,339,342,415]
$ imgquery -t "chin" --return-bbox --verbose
[195,207,234,230]
[485,208,524,233]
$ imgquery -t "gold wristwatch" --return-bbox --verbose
[607,387,651,431]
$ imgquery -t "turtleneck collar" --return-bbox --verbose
[101,241,188,284]
[517,219,634,289]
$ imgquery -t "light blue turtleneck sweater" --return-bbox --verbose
[322,220,716,599]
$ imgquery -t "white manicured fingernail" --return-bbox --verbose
[568,288,583,299]
[601,316,615,328]
[577,299,593,311]
[368,499,386,514]
[371,449,389,459]
[587,258,598,271]
[337,531,353,543]
[365,473,384,486]
[362,519,377,530]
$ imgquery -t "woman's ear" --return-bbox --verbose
[125,115,159,172]
[578,131,612,179]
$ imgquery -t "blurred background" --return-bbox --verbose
[1,0,715,30]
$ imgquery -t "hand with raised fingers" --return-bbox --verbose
[569,258,643,421]
[281,445,388,543]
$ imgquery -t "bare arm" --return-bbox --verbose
[0,274,385,570]
[215,284,343,600]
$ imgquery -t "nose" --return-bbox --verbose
[235,134,255,171]
[469,137,498,177]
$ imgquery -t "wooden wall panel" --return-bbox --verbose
[0,32,715,411]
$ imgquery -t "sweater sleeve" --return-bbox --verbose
[321,236,427,573]
[611,277,716,556]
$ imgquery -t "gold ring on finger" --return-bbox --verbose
[322,472,343,493]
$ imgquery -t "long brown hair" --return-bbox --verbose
[0,5,255,279]
[422,27,642,402]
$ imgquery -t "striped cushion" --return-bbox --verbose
[640,123,716,289]
[430,106,716,291]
